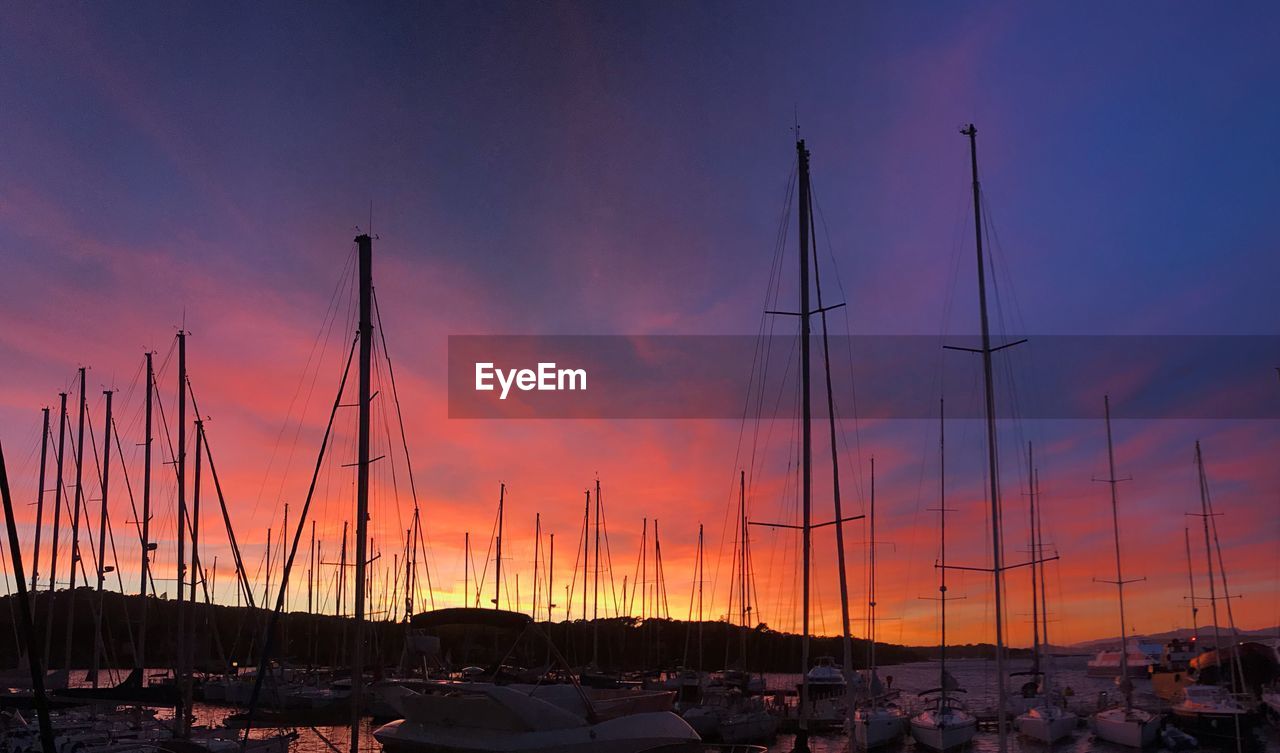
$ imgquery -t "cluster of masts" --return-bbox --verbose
[2,130,1272,753]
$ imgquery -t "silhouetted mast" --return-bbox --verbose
[43,391,67,670]
[176,330,190,735]
[63,368,88,674]
[1102,395,1135,710]
[1,442,57,753]
[494,481,505,609]
[962,124,1009,752]
[351,232,373,753]
[90,389,113,688]
[138,353,153,675]
[30,407,50,592]
[796,137,815,753]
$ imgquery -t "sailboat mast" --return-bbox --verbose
[870,458,878,674]
[0,442,58,753]
[1194,441,1224,665]
[495,482,505,609]
[796,137,815,748]
[939,398,948,706]
[351,232,373,753]
[90,389,113,688]
[463,532,469,608]
[739,470,747,660]
[1102,395,1133,706]
[697,522,704,670]
[31,407,49,592]
[1184,527,1199,645]
[138,353,153,675]
[1034,467,1053,696]
[190,420,203,681]
[593,478,601,664]
[175,330,190,735]
[64,367,86,673]
[44,392,67,671]
[582,490,589,621]
[1027,443,1040,670]
[962,124,1009,749]
[811,185,855,699]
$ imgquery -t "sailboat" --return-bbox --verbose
[1088,395,1161,748]
[1167,441,1260,740]
[1014,454,1078,743]
[851,459,906,749]
[909,398,976,752]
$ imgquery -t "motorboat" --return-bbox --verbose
[372,682,700,753]
[1086,647,1157,677]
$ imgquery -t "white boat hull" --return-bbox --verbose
[909,716,976,751]
[1015,706,1078,743]
[853,709,906,749]
[1090,707,1160,748]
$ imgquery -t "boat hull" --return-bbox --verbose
[853,710,906,749]
[909,718,976,751]
[1015,707,1078,743]
[1170,708,1260,740]
[1090,707,1160,748]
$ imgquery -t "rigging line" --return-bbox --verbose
[257,250,358,539]
[241,332,358,748]
[372,288,435,565]
[109,415,158,596]
[712,161,796,619]
[188,390,258,611]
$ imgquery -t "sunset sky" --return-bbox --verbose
[1,2,1278,651]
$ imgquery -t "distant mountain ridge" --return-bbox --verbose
[1052,625,1280,654]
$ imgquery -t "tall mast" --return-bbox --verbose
[582,490,590,622]
[811,182,855,702]
[138,353,153,675]
[463,532,469,607]
[30,407,50,592]
[1194,442,1223,670]
[534,514,542,619]
[592,477,601,665]
[1034,468,1053,699]
[0,441,58,753]
[795,137,815,752]
[1102,395,1133,709]
[1184,527,1199,646]
[350,232,373,753]
[190,420,203,685]
[494,482,505,609]
[548,533,555,624]
[1027,442,1040,673]
[43,392,67,671]
[739,471,747,662]
[868,458,877,677]
[64,367,86,673]
[90,389,113,688]
[962,124,1009,750]
[697,523,704,670]
[938,398,949,706]
[547,532,555,666]
[176,330,189,735]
